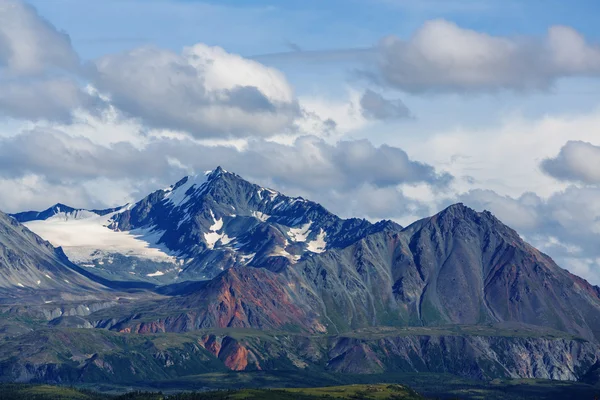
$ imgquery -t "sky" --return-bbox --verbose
[3,0,600,283]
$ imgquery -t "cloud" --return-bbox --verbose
[541,141,600,184]
[0,0,98,121]
[0,175,99,213]
[0,128,169,182]
[91,44,300,139]
[0,0,79,75]
[369,20,600,93]
[0,1,303,136]
[0,78,100,122]
[360,89,412,120]
[256,20,600,95]
[0,128,451,189]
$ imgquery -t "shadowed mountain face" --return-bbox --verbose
[0,211,105,297]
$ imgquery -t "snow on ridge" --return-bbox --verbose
[288,222,312,242]
[24,211,178,264]
[164,174,209,208]
[204,210,234,250]
[307,229,327,253]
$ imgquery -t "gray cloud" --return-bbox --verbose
[0,129,451,189]
[0,78,101,122]
[0,129,174,183]
[360,89,412,120]
[0,0,80,75]
[0,0,99,122]
[255,21,600,94]
[0,1,303,136]
[372,20,600,93]
[541,141,600,184]
[90,45,301,139]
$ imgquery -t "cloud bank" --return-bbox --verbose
[371,20,600,93]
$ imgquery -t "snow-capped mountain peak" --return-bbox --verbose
[11,168,387,284]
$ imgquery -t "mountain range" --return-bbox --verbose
[1,167,600,387]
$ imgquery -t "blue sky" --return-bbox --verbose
[26,0,600,125]
[27,0,600,59]
[3,0,600,284]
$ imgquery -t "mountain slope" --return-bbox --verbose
[76,202,600,343]
[0,211,105,296]
[392,204,600,340]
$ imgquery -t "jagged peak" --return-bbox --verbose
[416,202,521,245]
[205,166,230,180]
[166,167,233,193]
[439,202,475,215]
[50,203,74,210]
[436,203,501,222]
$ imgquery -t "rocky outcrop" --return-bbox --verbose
[323,335,599,381]
[202,332,600,381]
[0,327,597,384]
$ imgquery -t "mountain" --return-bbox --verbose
[82,202,600,344]
[6,167,600,387]
[0,210,106,298]
[15,167,394,284]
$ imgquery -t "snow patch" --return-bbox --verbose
[147,271,165,277]
[208,211,223,231]
[220,234,233,245]
[204,210,231,249]
[204,231,221,249]
[288,222,312,242]
[239,253,255,264]
[270,240,301,264]
[252,211,270,222]
[265,188,278,200]
[24,210,178,264]
[307,229,327,253]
